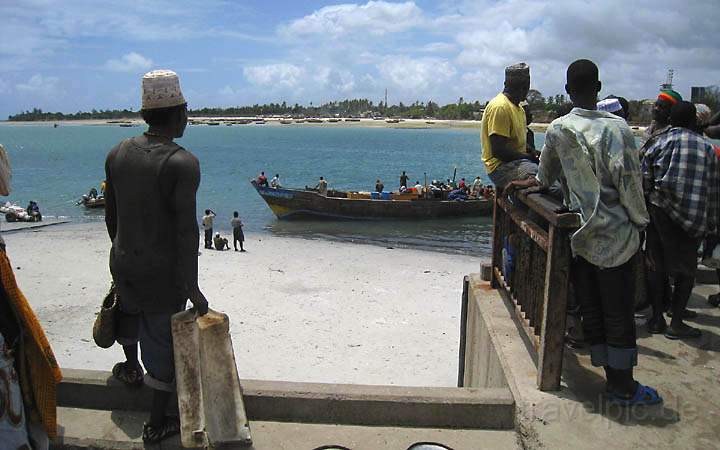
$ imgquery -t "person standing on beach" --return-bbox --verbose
[375,179,384,193]
[231,211,245,252]
[641,101,718,339]
[481,63,534,191]
[202,209,215,249]
[400,171,409,189]
[104,69,209,443]
[506,59,660,406]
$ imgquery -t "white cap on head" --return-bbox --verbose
[141,69,186,110]
[597,98,622,113]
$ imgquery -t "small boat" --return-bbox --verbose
[78,195,106,209]
[344,118,361,122]
[386,119,400,123]
[328,118,340,123]
[306,118,323,123]
[426,121,436,124]
[280,120,293,124]
[207,122,220,126]
[1,203,41,222]
[251,180,492,220]
[119,123,134,127]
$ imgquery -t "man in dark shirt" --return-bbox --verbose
[104,69,208,444]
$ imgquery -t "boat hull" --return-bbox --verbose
[251,182,492,220]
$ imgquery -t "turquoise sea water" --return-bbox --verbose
[0,123,547,256]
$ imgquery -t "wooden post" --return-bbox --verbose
[457,276,470,387]
[537,225,571,391]
[490,197,502,289]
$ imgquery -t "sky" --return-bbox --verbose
[1,0,718,119]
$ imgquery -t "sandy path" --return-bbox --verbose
[4,222,482,387]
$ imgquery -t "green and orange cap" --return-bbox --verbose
[657,89,682,105]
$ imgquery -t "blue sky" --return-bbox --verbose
[1,0,718,119]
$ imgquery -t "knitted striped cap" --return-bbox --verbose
[657,89,682,105]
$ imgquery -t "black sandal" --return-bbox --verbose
[142,416,181,444]
[112,362,144,387]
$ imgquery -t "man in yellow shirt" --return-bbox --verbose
[481,63,537,190]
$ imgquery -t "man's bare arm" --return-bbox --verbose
[490,134,531,163]
[167,151,208,315]
[704,125,720,139]
[104,151,117,241]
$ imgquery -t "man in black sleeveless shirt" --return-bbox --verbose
[104,70,208,443]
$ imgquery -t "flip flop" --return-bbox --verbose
[112,362,144,387]
[607,383,663,406]
[142,416,181,444]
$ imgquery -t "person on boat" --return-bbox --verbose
[414,181,423,195]
[316,176,328,196]
[257,171,269,187]
[270,174,281,189]
[104,69,208,443]
[375,179,384,193]
[481,63,535,192]
[87,187,98,199]
[100,179,107,196]
[399,171,409,189]
[0,143,62,449]
[457,178,467,189]
[202,209,216,250]
[231,211,245,252]
[506,59,660,407]
[641,101,718,339]
[213,232,230,251]
[471,176,483,198]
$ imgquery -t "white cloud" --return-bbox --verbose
[243,63,304,89]
[104,52,153,72]
[280,1,424,37]
[377,56,456,92]
[419,42,456,53]
[15,74,60,97]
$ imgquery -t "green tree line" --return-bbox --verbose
[8,97,486,121]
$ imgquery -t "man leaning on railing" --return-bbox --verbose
[506,59,661,407]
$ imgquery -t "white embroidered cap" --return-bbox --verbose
[141,70,186,110]
[597,98,622,113]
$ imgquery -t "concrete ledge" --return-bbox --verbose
[59,369,515,430]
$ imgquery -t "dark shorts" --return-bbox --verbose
[233,228,244,242]
[116,299,183,392]
[646,204,701,278]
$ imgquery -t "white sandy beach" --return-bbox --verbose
[4,222,482,387]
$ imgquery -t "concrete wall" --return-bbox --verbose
[462,279,510,389]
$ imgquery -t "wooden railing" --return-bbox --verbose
[491,189,580,391]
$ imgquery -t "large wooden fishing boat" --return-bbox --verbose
[251,180,492,220]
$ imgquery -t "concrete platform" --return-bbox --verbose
[464,274,720,450]
[59,369,515,430]
[54,407,520,450]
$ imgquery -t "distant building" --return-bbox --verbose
[691,86,707,103]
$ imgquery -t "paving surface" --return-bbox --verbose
[475,275,720,450]
[54,407,520,450]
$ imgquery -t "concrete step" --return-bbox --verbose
[54,407,520,450]
[59,369,515,430]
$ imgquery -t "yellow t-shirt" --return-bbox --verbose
[481,93,527,174]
